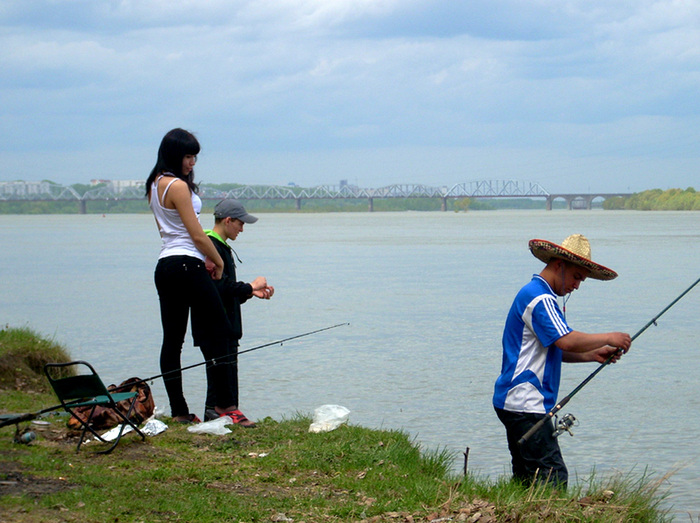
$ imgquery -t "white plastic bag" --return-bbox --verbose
[187,416,233,435]
[98,418,168,442]
[309,404,350,433]
[99,423,134,442]
[142,419,168,436]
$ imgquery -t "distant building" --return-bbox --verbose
[0,180,52,196]
[109,180,143,192]
[90,179,144,193]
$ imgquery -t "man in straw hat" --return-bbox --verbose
[493,234,631,488]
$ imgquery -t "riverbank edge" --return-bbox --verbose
[0,326,671,522]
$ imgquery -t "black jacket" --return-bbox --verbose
[207,231,253,341]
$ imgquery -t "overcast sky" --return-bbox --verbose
[2,0,699,193]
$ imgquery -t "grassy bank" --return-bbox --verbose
[0,327,671,522]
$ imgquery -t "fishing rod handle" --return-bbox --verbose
[517,412,553,446]
[0,412,36,429]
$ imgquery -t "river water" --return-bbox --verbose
[1,210,698,516]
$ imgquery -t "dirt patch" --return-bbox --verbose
[0,418,155,496]
[0,422,83,501]
[0,461,77,499]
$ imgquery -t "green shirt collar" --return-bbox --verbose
[204,229,227,245]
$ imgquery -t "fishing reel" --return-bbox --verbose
[552,413,578,438]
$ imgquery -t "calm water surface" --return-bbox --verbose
[1,210,699,516]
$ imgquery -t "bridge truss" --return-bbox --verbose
[197,179,550,201]
[0,179,550,203]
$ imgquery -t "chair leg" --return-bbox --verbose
[67,405,124,454]
[96,396,147,455]
[96,424,126,455]
[120,395,147,441]
[73,405,106,453]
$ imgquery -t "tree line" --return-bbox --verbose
[602,187,699,210]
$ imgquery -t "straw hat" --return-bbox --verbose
[529,234,618,281]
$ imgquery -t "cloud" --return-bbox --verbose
[1,0,699,192]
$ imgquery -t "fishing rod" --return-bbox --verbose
[0,323,349,429]
[136,322,350,385]
[0,406,67,429]
[518,276,700,446]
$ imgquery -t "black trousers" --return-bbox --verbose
[205,341,238,411]
[154,255,235,417]
[495,407,568,488]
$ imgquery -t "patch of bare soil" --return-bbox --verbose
[0,422,83,503]
[0,460,77,499]
[0,418,154,498]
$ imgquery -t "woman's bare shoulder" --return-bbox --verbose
[158,176,189,207]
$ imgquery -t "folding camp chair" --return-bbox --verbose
[44,361,146,454]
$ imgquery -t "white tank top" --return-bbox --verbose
[149,174,204,261]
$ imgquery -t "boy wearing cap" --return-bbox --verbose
[493,234,631,488]
[203,199,274,427]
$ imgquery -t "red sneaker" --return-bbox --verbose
[220,409,256,428]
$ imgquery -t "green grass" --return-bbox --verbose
[0,327,674,522]
[0,325,73,397]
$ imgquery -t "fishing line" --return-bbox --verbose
[518,276,700,446]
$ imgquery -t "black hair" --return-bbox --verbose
[145,128,201,197]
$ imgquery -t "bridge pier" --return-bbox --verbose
[79,200,87,214]
[441,197,447,211]
[295,198,302,211]
[546,193,631,210]
[368,197,374,212]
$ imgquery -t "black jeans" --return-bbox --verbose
[154,255,235,417]
[495,407,568,488]
[205,341,238,411]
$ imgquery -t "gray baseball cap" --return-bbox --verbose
[213,199,258,223]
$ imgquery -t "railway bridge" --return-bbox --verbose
[0,179,631,213]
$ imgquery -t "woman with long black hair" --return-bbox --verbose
[146,128,237,423]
